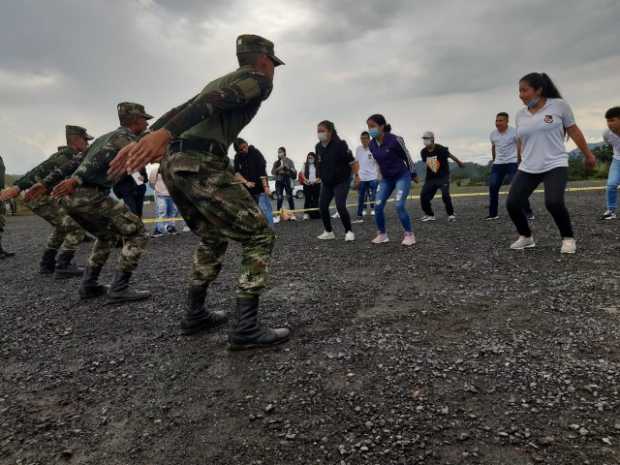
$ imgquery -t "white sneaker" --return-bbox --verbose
[303,214,310,220]
[485,216,500,221]
[362,210,368,216]
[344,231,355,242]
[401,232,416,246]
[182,226,191,232]
[317,231,336,240]
[448,215,457,222]
[352,217,364,224]
[561,238,577,254]
[289,215,298,221]
[331,212,340,219]
[371,211,375,216]
[421,215,436,222]
[273,216,281,224]
[510,236,536,250]
[371,233,389,244]
[601,210,617,220]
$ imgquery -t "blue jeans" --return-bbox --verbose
[489,163,531,217]
[154,194,178,233]
[374,172,412,234]
[257,193,274,229]
[356,180,378,217]
[607,158,620,210]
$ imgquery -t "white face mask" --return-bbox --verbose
[318,132,328,143]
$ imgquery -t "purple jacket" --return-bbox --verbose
[368,132,413,180]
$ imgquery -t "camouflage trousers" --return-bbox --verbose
[26,193,85,251]
[62,186,148,272]
[160,150,275,298]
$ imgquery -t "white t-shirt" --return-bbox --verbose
[516,98,576,174]
[308,163,317,183]
[355,145,378,181]
[490,127,519,164]
[603,129,620,161]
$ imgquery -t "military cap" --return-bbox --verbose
[117,102,154,121]
[236,34,285,66]
[66,125,94,140]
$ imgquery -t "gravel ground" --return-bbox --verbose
[1,190,619,465]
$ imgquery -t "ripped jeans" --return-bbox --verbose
[374,172,412,234]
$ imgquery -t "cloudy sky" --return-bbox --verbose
[1,0,618,173]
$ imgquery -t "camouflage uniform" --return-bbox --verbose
[62,104,152,275]
[0,155,7,249]
[15,141,89,253]
[153,35,288,347]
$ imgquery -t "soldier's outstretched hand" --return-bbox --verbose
[51,178,79,199]
[0,186,20,202]
[126,129,171,174]
[24,183,48,202]
[108,142,136,178]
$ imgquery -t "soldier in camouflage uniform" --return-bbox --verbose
[109,35,289,350]
[0,155,15,259]
[51,103,152,304]
[0,126,92,274]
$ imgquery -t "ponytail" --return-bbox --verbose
[520,72,563,99]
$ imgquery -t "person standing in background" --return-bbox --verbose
[419,131,465,222]
[487,112,533,220]
[148,163,180,237]
[0,155,14,259]
[233,138,273,228]
[353,131,378,223]
[298,152,321,220]
[600,106,620,220]
[271,147,296,222]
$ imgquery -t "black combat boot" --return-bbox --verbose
[106,271,150,304]
[54,250,84,279]
[227,296,290,351]
[180,286,228,336]
[79,266,108,300]
[0,244,15,259]
[39,248,58,274]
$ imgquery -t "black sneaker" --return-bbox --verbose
[151,230,163,238]
[166,225,178,235]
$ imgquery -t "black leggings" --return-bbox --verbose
[320,182,352,233]
[506,167,573,238]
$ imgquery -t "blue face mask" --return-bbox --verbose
[368,128,380,139]
[527,96,541,109]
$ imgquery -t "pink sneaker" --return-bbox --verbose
[371,233,389,244]
[401,232,416,246]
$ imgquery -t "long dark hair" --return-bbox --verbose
[367,114,392,133]
[520,72,563,99]
[318,120,340,141]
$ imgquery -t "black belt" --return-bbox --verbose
[169,138,226,156]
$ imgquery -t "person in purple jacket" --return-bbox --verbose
[367,114,417,246]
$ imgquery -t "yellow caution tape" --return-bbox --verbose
[142,185,607,223]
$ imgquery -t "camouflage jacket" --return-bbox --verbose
[70,126,138,191]
[40,150,89,190]
[0,155,5,190]
[14,146,79,191]
[151,65,273,152]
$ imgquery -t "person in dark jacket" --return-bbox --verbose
[113,168,148,218]
[315,120,358,241]
[298,152,321,219]
[271,146,296,220]
[233,138,273,227]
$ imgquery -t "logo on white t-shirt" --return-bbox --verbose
[544,115,553,124]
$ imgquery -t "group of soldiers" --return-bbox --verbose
[0,34,290,351]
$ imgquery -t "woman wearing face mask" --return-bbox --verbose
[298,152,321,220]
[315,120,358,241]
[506,72,596,254]
[367,114,417,246]
[271,147,297,222]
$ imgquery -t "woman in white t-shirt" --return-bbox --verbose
[506,72,596,254]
